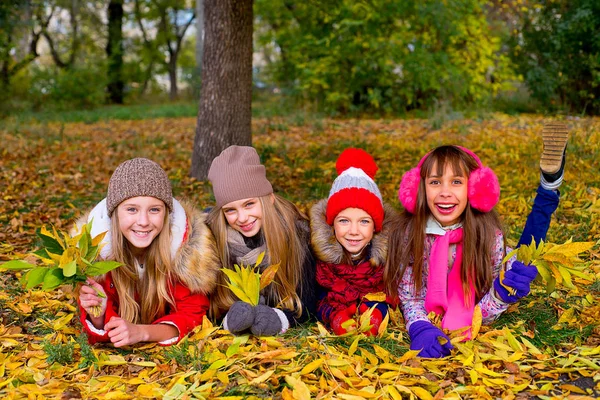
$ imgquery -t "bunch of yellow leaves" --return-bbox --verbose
[0,220,121,316]
[221,252,280,306]
[502,238,596,294]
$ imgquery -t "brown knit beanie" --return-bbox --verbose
[208,146,273,208]
[106,158,173,216]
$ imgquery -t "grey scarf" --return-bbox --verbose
[226,226,270,269]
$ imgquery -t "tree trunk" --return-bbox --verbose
[140,58,154,95]
[168,55,178,100]
[195,0,204,78]
[0,50,9,89]
[106,0,124,104]
[16,0,31,62]
[191,0,253,180]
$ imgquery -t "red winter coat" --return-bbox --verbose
[316,260,389,325]
[79,273,210,345]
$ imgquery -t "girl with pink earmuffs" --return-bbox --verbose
[386,128,568,358]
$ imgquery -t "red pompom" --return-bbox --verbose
[335,148,378,179]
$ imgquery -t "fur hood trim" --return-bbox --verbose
[74,198,220,294]
[309,199,399,266]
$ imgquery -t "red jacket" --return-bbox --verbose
[79,273,210,346]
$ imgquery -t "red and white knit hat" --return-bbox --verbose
[326,148,384,232]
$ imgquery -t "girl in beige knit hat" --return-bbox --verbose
[77,158,220,347]
[207,146,317,336]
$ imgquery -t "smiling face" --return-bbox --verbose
[425,161,469,226]
[333,207,375,255]
[117,196,166,254]
[222,197,264,237]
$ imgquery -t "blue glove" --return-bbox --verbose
[408,320,454,358]
[494,261,538,303]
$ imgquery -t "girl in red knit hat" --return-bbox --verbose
[310,148,400,336]
[389,124,568,358]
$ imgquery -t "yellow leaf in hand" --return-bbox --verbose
[255,251,266,268]
[545,241,594,257]
[358,305,375,332]
[91,230,108,247]
[260,262,280,290]
[499,270,517,296]
[341,318,357,331]
[517,244,533,265]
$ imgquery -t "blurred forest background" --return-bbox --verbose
[1,0,599,121]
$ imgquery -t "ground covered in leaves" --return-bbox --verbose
[0,115,599,399]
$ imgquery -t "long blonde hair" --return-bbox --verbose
[108,209,176,324]
[208,194,307,320]
[386,146,505,301]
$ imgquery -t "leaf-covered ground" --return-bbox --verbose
[0,115,599,399]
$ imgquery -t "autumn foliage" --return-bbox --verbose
[0,115,599,398]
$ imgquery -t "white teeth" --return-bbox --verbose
[438,204,455,209]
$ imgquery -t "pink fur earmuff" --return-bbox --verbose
[398,146,500,214]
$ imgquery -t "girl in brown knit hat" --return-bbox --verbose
[207,146,317,336]
[77,158,220,347]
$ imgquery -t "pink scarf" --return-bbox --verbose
[424,227,475,338]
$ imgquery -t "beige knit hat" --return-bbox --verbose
[208,146,273,208]
[106,158,173,216]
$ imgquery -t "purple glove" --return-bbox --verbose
[494,261,538,303]
[408,320,454,358]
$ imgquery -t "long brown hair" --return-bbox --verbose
[108,209,175,324]
[207,194,308,320]
[386,145,505,301]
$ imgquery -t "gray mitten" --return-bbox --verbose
[251,305,283,336]
[224,301,255,334]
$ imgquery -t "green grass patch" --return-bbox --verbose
[43,340,75,365]
[1,91,335,126]
[163,338,206,369]
[492,292,595,348]
[2,103,199,125]
[76,333,98,368]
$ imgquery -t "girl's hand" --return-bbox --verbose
[494,261,538,303]
[408,320,454,358]
[223,301,256,334]
[105,317,147,347]
[79,278,107,324]
[358,302,388,336]
[330,304,358,335]
[251,305,283,336]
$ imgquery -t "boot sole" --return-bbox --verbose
[540,123,569,174]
